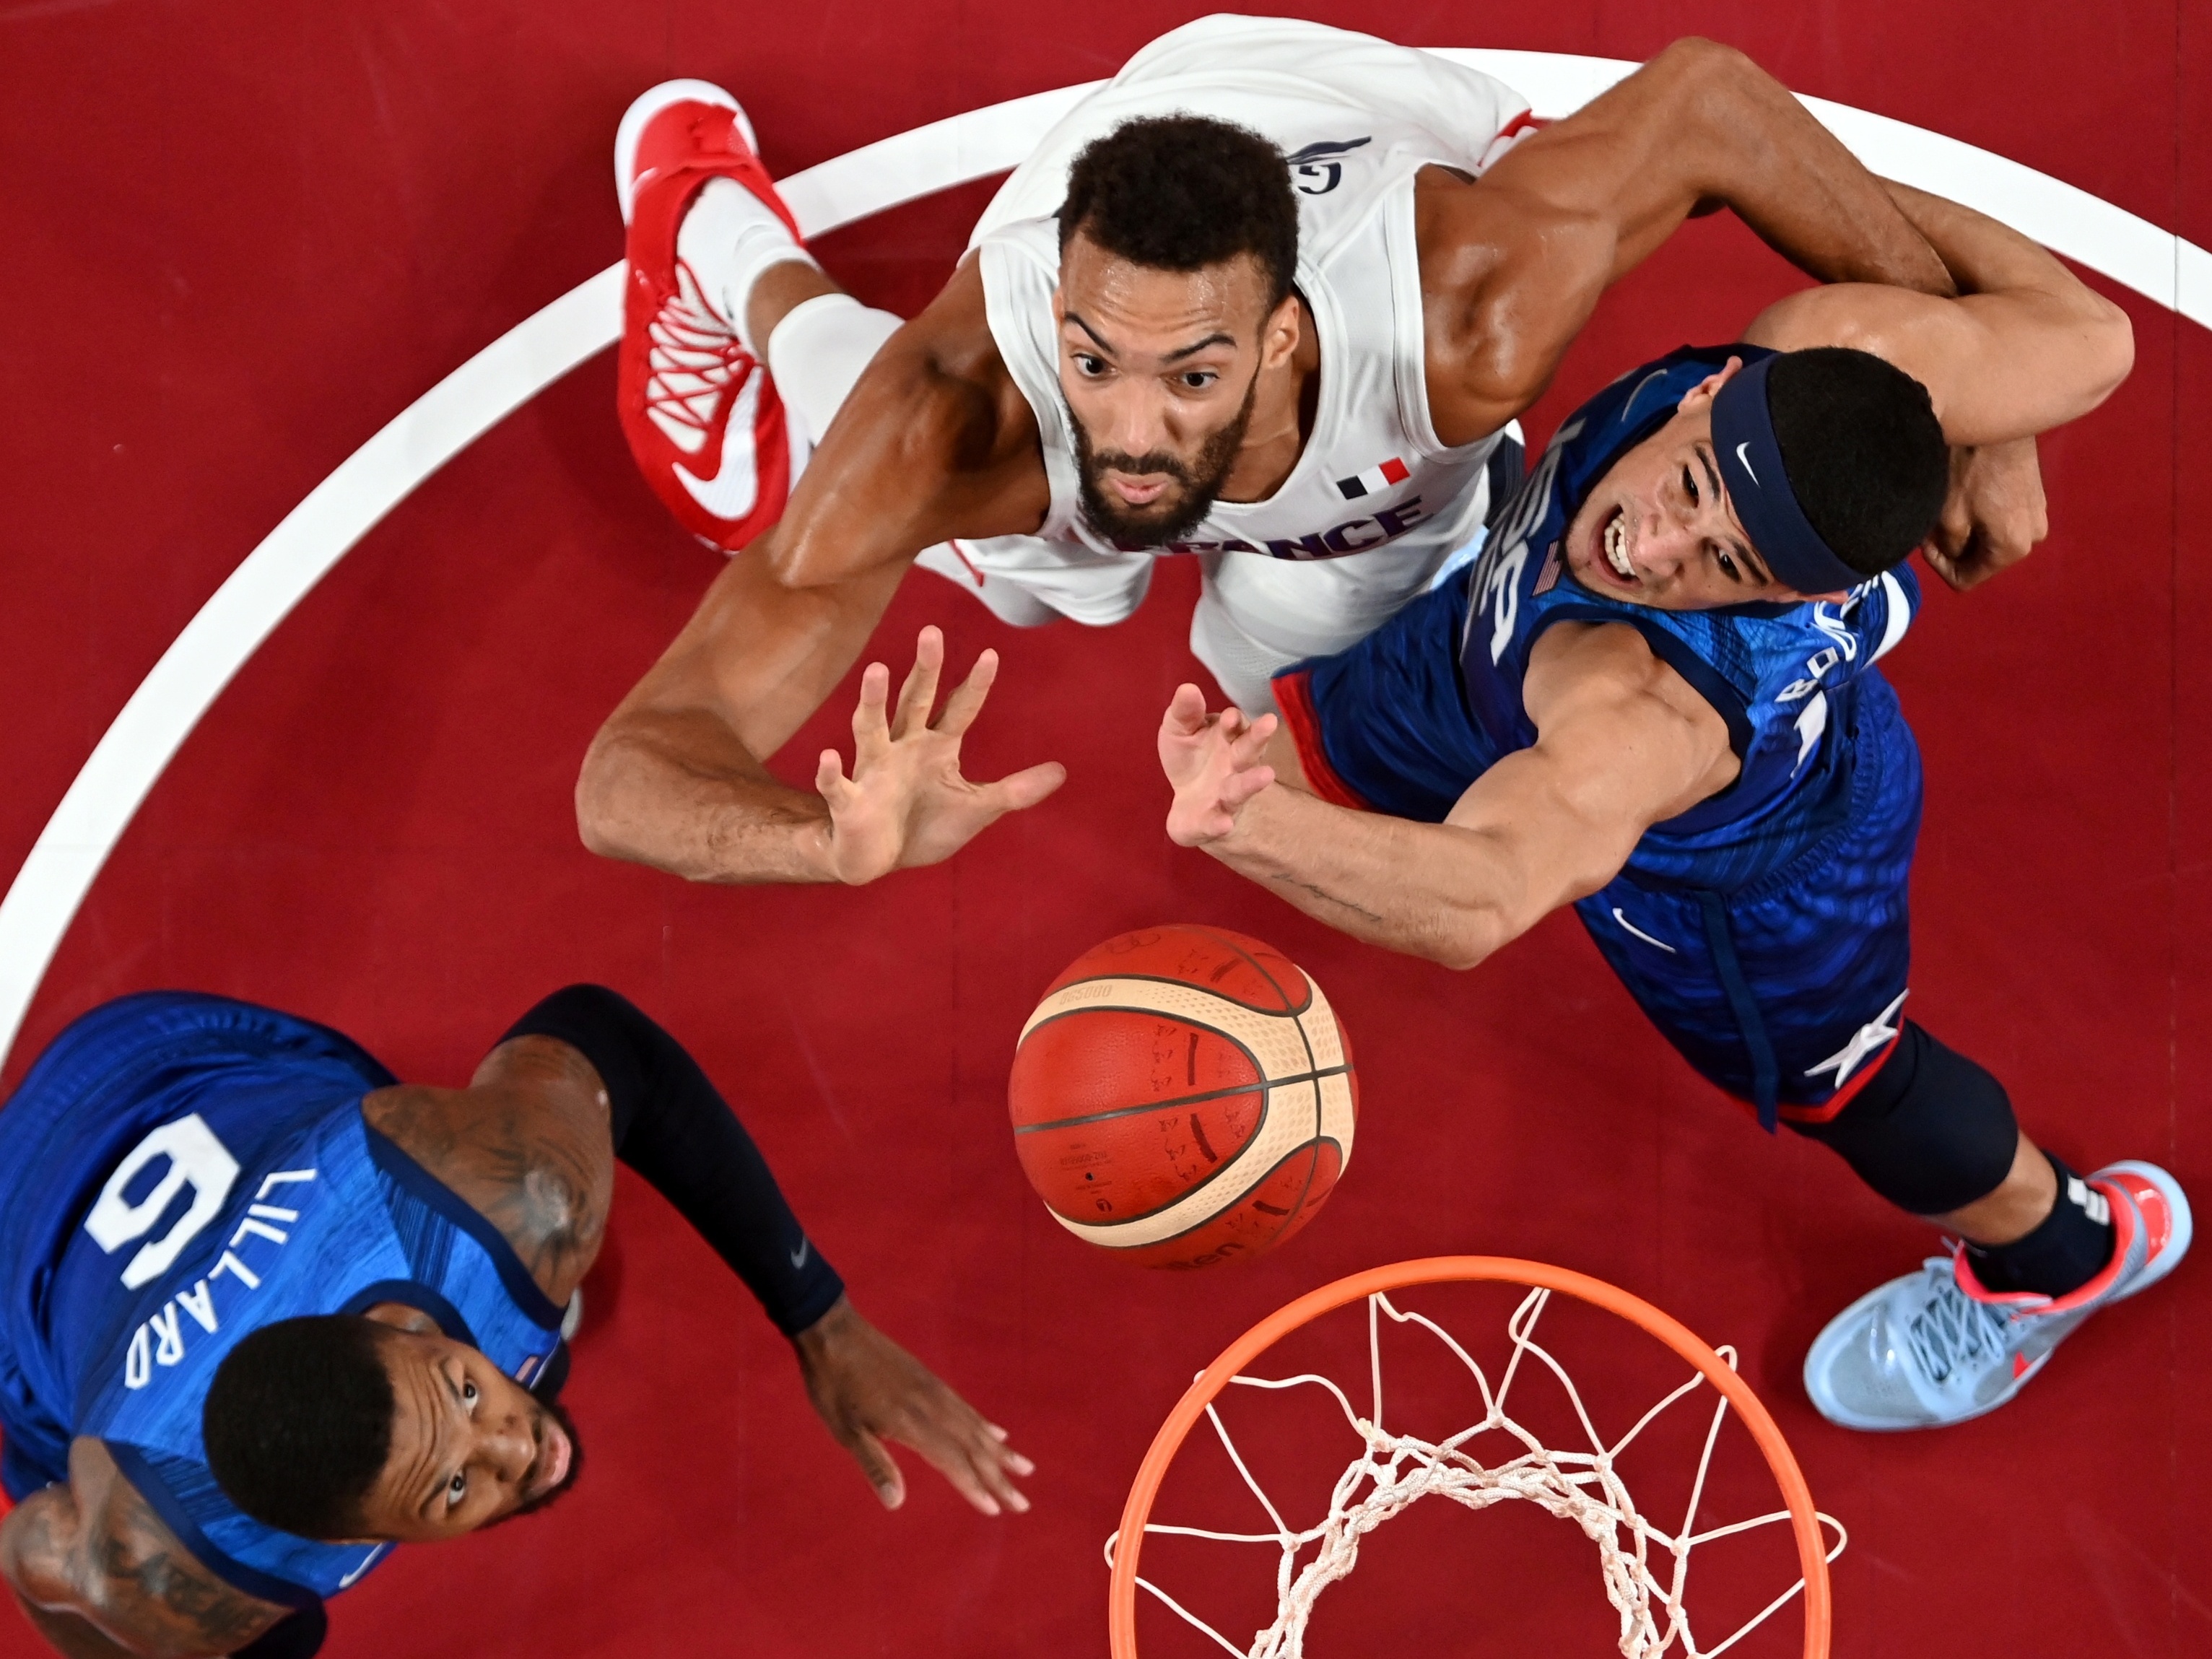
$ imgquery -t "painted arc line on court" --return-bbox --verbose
[0,53,2204,1071]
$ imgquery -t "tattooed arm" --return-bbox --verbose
[361,1035,614,1306]
[1,1440,288,1658]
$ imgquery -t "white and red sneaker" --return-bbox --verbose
[614,79,801,552]
[1803,1159,2192,1429]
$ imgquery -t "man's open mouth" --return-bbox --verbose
[1600,506,1636,583]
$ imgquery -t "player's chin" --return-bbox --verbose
[1077,474,1203,544]
[490,1402,587,1528]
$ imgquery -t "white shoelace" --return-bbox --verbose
[643,260,744,452]
[1902,1260,2015,1384]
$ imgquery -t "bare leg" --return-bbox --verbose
[1933,1129,2057,1245]
[748,261,845,361]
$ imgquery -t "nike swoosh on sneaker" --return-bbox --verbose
[674,369,763,522]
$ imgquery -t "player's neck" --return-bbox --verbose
[1217,296,1320,504]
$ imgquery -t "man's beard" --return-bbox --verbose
[1070,369,1260,547]
[491,1397,586,1527]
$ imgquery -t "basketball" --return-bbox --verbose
[1007,925,1357,1269]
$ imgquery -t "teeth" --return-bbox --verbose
[1605,512,1634,578]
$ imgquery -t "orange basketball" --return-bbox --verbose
[1008,925,1357,1269]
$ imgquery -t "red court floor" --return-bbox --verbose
[3,2,2208,1655]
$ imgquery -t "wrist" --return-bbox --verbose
[793,815,847,884]
[791,1293,858,1359]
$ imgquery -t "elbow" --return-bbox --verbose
[574,728,640,863]
[1422,905,1510,973]
[1429,939,1491,974]
[2089,300,2135,406]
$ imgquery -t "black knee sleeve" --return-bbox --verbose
[1787,1022,2017,1214]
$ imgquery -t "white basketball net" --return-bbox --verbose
[1107,1287,1845,1659]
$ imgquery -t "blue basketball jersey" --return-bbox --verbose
[1281,344,1933,1124]
[1457,343,1919,892]
[0,993,566,1606]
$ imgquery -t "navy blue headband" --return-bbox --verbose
[1709,354,1867,597]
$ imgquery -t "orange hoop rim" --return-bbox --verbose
[1108,1255,1829,1659]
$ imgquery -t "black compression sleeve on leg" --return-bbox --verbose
[1787,1021,2019,1215]
[500,985,845,1336]
[1964,1150,2114,1296]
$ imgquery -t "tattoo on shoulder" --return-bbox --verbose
[362,1044,612,1297]
[470,1128,607,1292]
[99,1481,282,1650]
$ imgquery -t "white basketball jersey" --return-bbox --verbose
[972,15,1531,564]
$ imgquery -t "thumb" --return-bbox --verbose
[848,1427,907,1510]
[1164,683,1209,735]
[988,760,1068,812]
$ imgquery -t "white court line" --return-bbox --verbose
[1,51,2205,1069]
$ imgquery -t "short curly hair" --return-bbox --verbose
[204,1316,396,1539]
[1058,116,1299,310]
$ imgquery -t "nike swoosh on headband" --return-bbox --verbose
[1734,440,1759,485]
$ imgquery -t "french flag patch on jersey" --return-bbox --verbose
[1336,456,1410,500]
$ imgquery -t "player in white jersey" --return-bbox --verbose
[578,16,1958,887]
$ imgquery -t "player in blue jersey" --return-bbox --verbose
[1155,180,2191,1432]
[0,990,1029,1658]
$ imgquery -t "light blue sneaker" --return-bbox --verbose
[1803,1161,2191,1431]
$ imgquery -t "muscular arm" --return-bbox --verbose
[577,256,1053,883]
[1421,38,1955,443]
[1742,180,2133,445]
[1,1440,287,1658]
[1163,624,1736,967]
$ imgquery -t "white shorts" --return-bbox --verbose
[913,522,1499,715]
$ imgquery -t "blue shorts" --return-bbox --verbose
[1273,583,1921,1128]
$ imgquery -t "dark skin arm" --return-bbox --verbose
[362,1034,1030,1514]
[0,1440,288,1658]
[1416,35,1956,445]
[576,259,1058,885]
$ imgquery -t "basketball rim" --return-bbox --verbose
[1107,1255,1832,1659]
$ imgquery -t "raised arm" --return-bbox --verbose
[1,1440,288,1659]
[1741,180,2132,586]
[576,257,1061,885]
[1743,181,2133,445]
[1159,624,1736,966]
[1421,37,1955,444]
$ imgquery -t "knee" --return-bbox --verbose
[1788,1022,2019,1214]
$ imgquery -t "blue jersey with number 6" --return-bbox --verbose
[0,993,565,1606]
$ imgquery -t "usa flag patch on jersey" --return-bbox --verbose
[1336,457,1410,500]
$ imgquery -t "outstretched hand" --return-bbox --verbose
[816,626,1065,884]
[793,1297,1034,1518]
[1159,683,1278,847]
[1923,437,2048,591]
